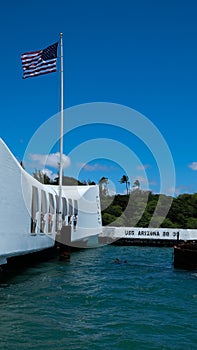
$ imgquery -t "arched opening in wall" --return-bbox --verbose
[31,186,39,233]
[73,199,78,231]
[40,190,47,233]
[68,199,73,225]
[48,193,55,233]
[62,197,67,226]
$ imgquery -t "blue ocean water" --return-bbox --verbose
[0,246,197,350]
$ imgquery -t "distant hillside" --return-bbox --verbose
[101,191,197,229]
[52,176,84,186]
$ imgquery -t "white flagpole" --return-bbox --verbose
[58,32,64,231]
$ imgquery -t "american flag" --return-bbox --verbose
[21,42,58,79]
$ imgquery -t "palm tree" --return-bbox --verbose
[99,177,109,196]
[33,169,51,184]
[119,175,129,195]
[133,179,140,189]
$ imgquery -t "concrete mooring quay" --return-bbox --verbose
[99,227,197,247]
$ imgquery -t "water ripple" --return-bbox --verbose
[0,246,197,350]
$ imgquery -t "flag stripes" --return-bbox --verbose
[21,43,58,79]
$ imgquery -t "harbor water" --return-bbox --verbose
[0,245,197,350]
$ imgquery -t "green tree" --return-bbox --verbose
[133,179,140,189]
[105,205,122,217]
[87,179,96,185]
[185,217,197,229]
[53,176,83,186]
[101,191,197,229]
[33,169,51,184]
[119,175,129,195]
[160,218,177,228]
[102,213,116,226]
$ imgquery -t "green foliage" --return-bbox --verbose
[119,175,130,195]
[185,217,197,229]
[102,213,117,226]
[160,218,177,228]
[53,176,83,186]
[33,170,51,184]
[112,214,127,227]
[105,205,122,217]
[101,191,197,228]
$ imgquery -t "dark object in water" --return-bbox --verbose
[59,250,71,262]
[114,258,120,263]
[113,258,127,264]
[174,242,197,270]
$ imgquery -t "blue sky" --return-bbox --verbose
[1,0,197,195]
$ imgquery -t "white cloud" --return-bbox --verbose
[137,164,150,171]
[77,162,115,172]
[30,152,70,169]
[188,162,197,171]
[41,168,57,181]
